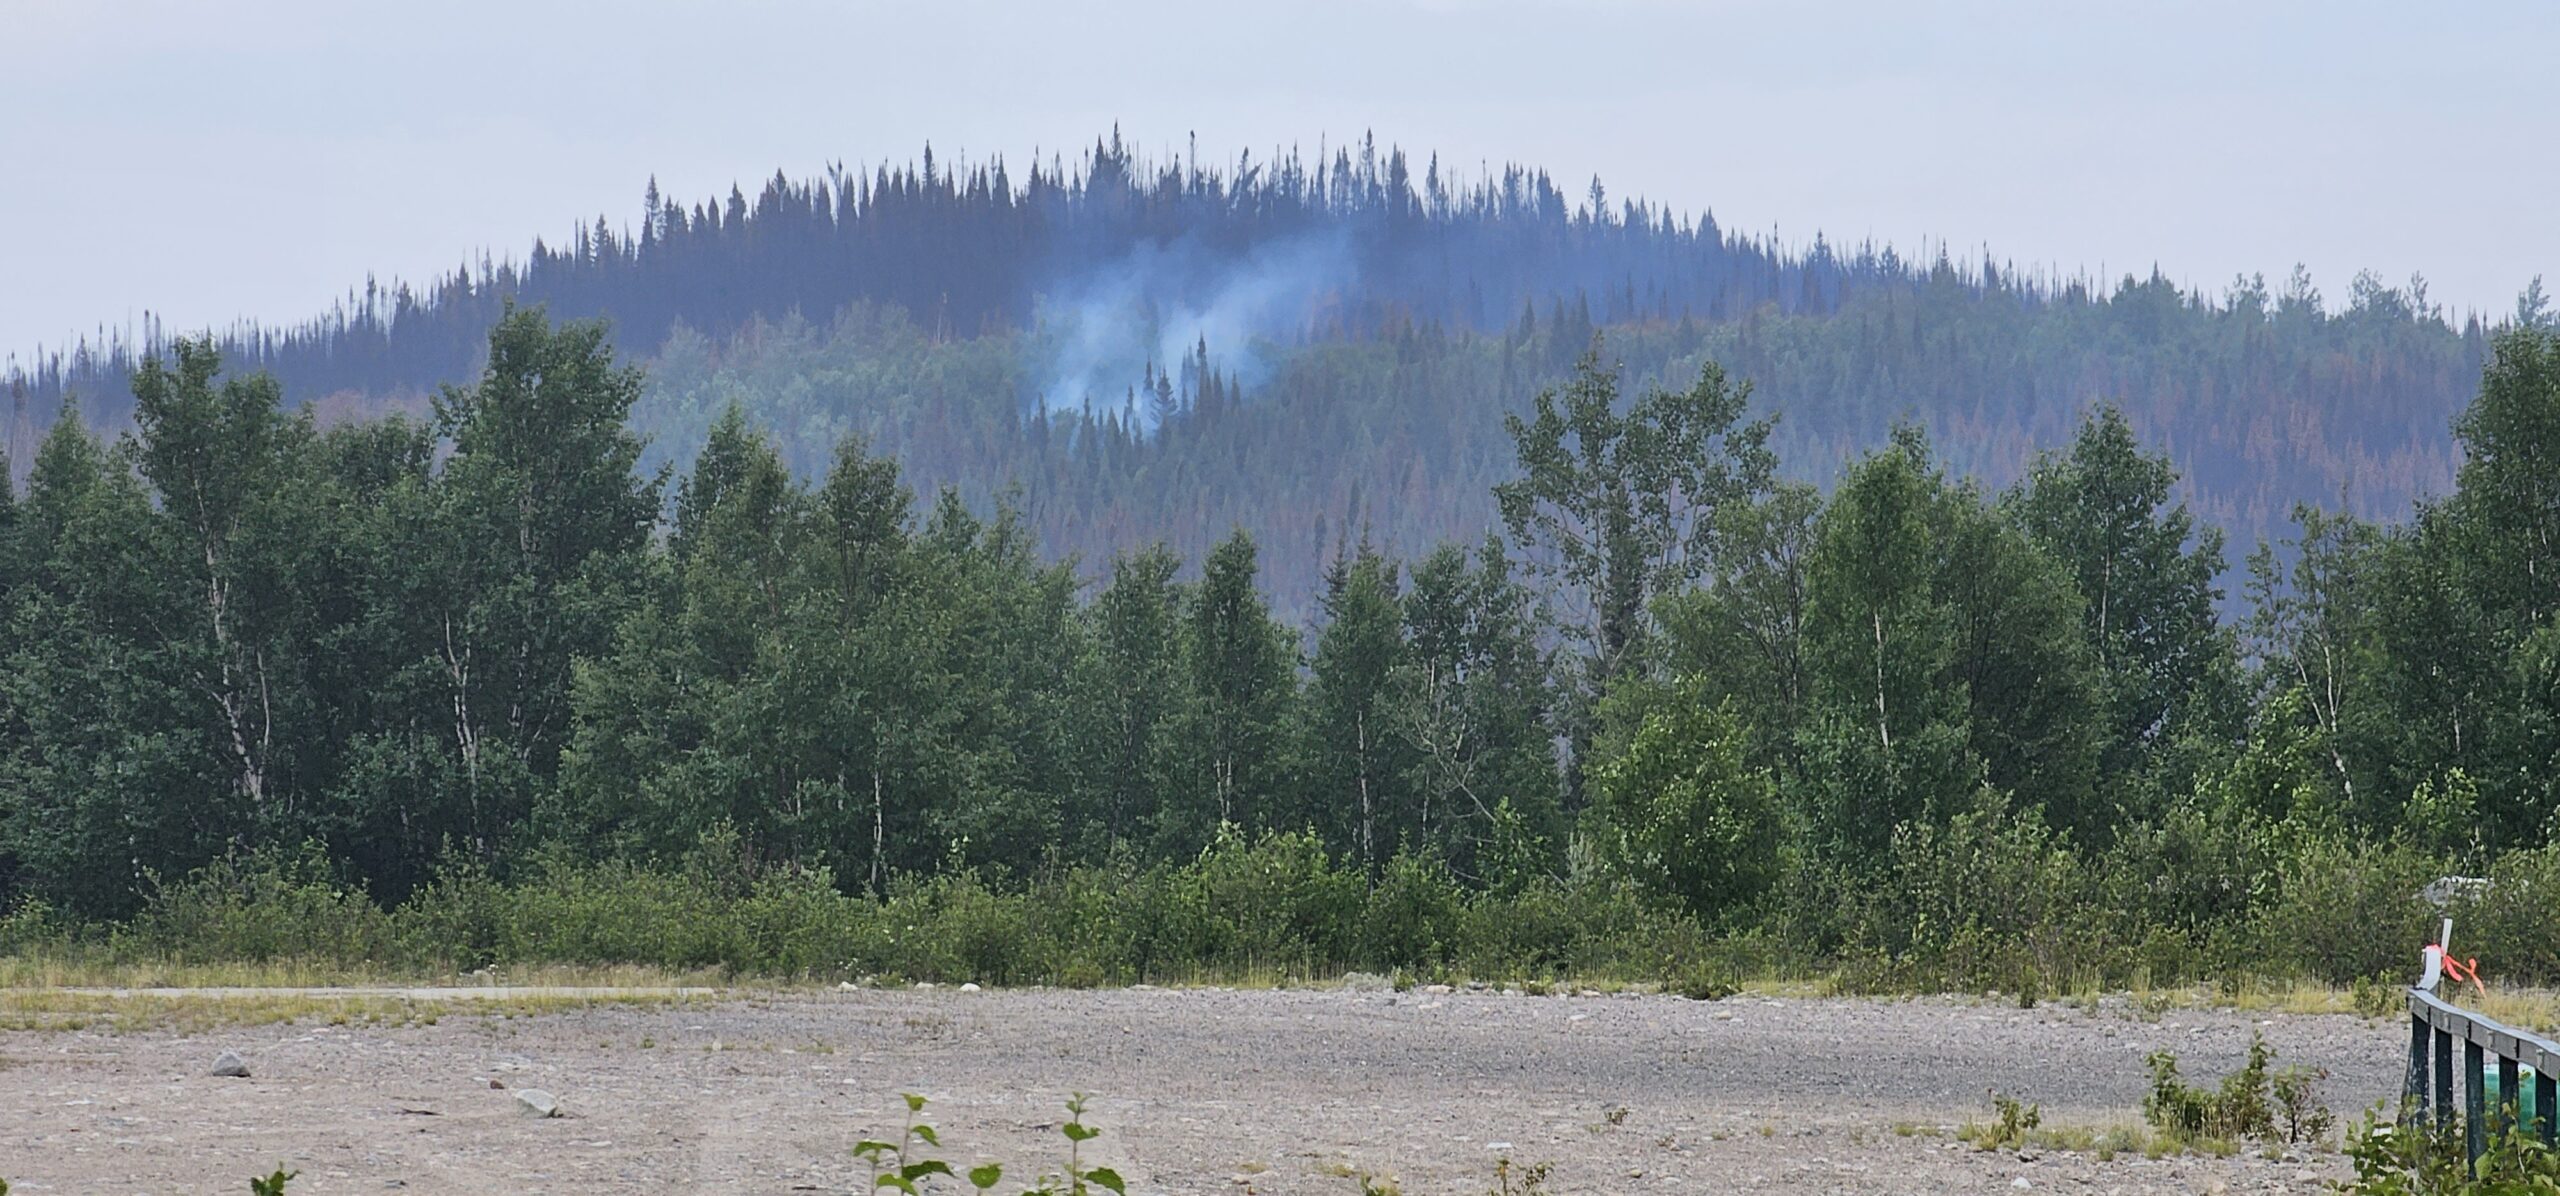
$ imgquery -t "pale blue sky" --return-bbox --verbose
[3,0,2550,362]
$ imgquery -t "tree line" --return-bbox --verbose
[7,135,2501,622]
[8,308,2560,994]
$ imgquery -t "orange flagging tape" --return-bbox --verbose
[2431,945,2487,995]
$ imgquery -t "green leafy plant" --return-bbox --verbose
[1962,1090,2043,1151]
[2143,1033,2316,1145]
[2274,1064,2338,1144]
[1484,1157,1552,1196]
[856,1092,1125,1195]
[1048,1093,1128,1196]
[249,1169,297,1196]
[855,1094,959,1194]
[2353,974,2401,1021]
[2344,1103,2560,1194]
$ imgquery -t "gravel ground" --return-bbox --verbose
[0,986,2403,1194]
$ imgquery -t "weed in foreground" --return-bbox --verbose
[2345,1104,2560,1193]
[1484,1158,1552,1196]
[1960,1090,2042,1151]
[2142,1032,2337,1147]
[857,1092,1126,1194]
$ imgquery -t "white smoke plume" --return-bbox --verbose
[1032,228,1358,430]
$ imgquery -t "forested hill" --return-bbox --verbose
[4,133,2506,609]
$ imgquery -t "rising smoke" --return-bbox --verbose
[1031,228,1357,431]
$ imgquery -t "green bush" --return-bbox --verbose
[130,845,398,965]
[1358,852,1465,971]
[0,804,2502,1003]
[2141,1034,2326,1146]
[1585,692,1780,924]
[857,1093,1124,1196]
[2249,834,2438,984]
[2346,1105,2560,1194]
[0,896,72,957]
[2453,845,2560,985]
[1854,791,2112,991]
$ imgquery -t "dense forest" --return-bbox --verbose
[7,306,2560,996]
[3,134,2506,612]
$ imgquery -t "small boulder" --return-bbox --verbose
[210,1051,250,1078]
[514,1089,562,1118]
[958,982,982,993]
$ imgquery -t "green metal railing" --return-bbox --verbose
[2408,987,2560,1163]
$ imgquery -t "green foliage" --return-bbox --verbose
[11,275,2560,1017]
[2249,833,2438,984]
[1495,348,1773,794]
[1963,1091,2043,1152]
[860,1093,1122,1196]
[2457,846,2560,983]
[249,1168,296,1196]
[1586,689,1778,923]
[2275,1064,2338,1144]
[1483,1158,1553,1196]
[1305,541,1414,872]
[2346,1107,2560,1195]
[2009,403,2235,825]
[1797,429,1979,852]
[1847,790,2100,992]
[2142,1035,2328,1147]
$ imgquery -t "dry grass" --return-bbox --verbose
[0,955,737,993]
[2412,985,2560,1036]
[0,986,720,1033]
[2195,976,2560,1032]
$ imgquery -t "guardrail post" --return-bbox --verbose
[2467,1038,2487,1167]
[2437,1025,2455,1131]
[2539,1069,2557,1145]
[2408,1013,2431,1122]
[2501,1053,2522,1146]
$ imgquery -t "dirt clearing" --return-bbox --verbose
[0,986,2401,1193]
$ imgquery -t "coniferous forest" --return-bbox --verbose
[7,134,2499,614]
[3,134,2557,992]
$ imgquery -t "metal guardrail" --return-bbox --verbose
[2408,987,2560,1162]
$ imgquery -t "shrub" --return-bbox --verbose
[1856,790,2106,991]
[0,897,71,957]
[1963,1091,2042,1151]
[129,845,398,965]
[2141,1034,2322,1145]
[1585,693,1779,924]
[2249,834,2438,984]
[2345,1105,2560,1194]
[2273,1064,2337,1144]
[2454,845,2560,986]
[1358,852,1465,971]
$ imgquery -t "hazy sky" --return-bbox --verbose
[4,0,2551,363]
